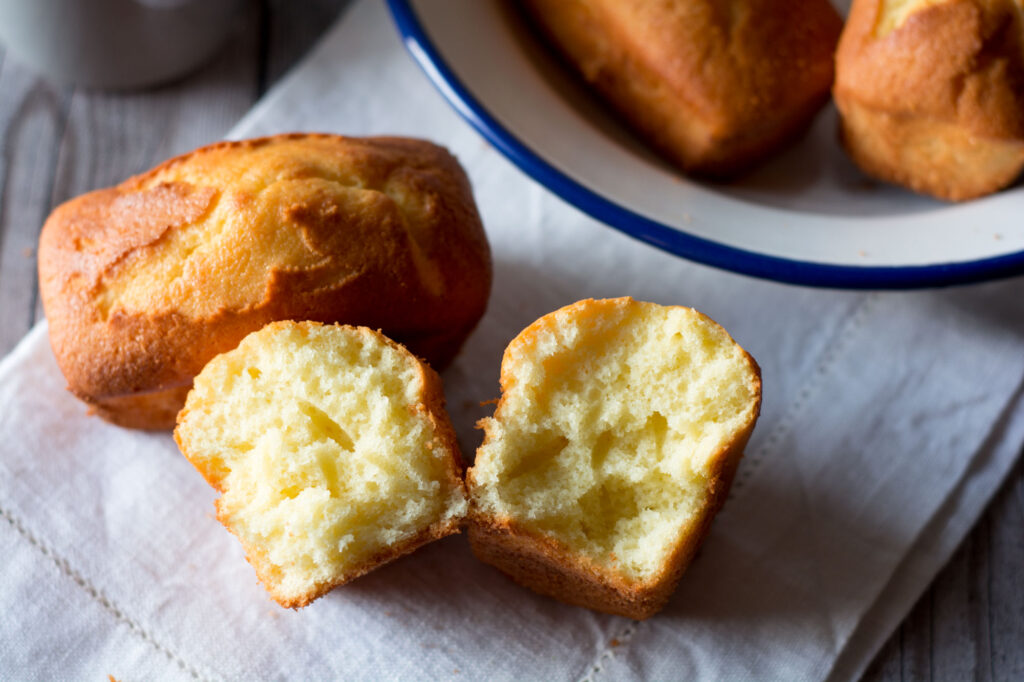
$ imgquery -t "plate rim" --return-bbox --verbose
[386,0,1024,290]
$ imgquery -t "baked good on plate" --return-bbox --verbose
[466,298,762,619]
[174,321,468,608]
[38,133,491,429]
[519,0,843,177]
[835,0,1024,200]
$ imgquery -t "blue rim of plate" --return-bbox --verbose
[386,0,1024,290]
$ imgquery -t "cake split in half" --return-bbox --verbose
[467,298,761,619]
[175,321,468,608]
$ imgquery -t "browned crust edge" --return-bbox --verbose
[241,512,465,610]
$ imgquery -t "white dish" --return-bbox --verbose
[388,0,1024,288]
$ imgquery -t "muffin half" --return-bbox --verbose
[467,298,761,619]
[175,321,468,608]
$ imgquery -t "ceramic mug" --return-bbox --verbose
[0,0,247,89]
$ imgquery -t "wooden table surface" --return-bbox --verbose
[0,1,1020,678]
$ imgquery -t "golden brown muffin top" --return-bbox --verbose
[837,0,1024,139]
[49,134,473,321]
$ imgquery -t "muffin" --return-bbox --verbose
[467,298,762,619]
[174,321,468,608]
[835,0,1024,200]
[520,0,843,176]
[38,133,492,429]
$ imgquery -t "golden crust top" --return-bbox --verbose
[38,134,491,425]
[836,0,1024,140]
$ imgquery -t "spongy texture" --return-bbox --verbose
[469,298,760,603]
[175,321,467,607]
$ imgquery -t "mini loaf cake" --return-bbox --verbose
[520,0,843,177]
[174,321,468,608]
[38,134,492,430]
[835,0,1024,200]
[467,298,761,619]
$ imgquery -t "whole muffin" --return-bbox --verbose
[835,0,1024,200]
[38,134,492,429]
[520,0,843,177]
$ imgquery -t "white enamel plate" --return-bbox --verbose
[387,0,1024,288]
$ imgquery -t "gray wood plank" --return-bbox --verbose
[0,52,69,355]
[985,460,1024,680]
[862,628,902,681]
[899,585,934,680]
[865,458,1024,681]
[932,537,979,680]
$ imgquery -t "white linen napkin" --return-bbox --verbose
[3,1,1023,679]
